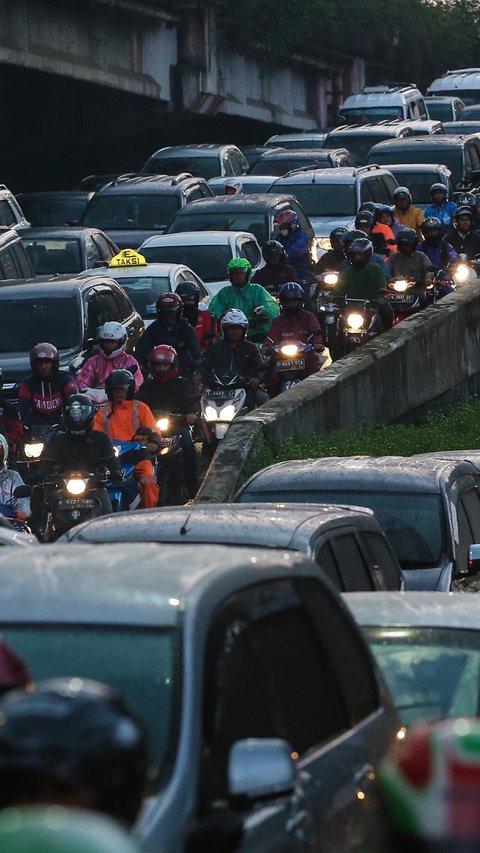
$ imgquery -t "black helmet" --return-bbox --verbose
[175,280,200,304]
[359,202,377,215]
[346,237,373,268]
[329,226,348,245]
[456,192,476,208]
[455,205,474,223]
[396,228,419,250]
[355,210,374,230]
[63,394,96,436]
[105,370,136,402]
[343,229,367,250]
[262,240,286,262]
[421,216,442,238]
[0,678,151,826]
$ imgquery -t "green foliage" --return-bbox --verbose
[244,399,480,477]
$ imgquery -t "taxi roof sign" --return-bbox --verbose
[110,249,147,268]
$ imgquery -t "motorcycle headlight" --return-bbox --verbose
[392,279,409,293]
[24,442,44,459]
[66,478,87,496]
[204,406,218,422]
[156,417,170,431]
[113,444,121,457]
[456,264,469,282]
[220,404,236,422]
[346,312,365,331]
[280,344,299,356]
[323,273,338,286]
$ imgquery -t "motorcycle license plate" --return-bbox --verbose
[277,358,305,371]
[57,498,96,509]
[207,389,236,400]
[159,437,175,446]
[389,293,415,303]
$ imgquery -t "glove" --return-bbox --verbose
[15,511,28,522]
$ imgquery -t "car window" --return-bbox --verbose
[92,233,116,261]
[359,531,401,590]
[112,288,134,321]
[330,534,374,591]
[460,488,480,542]
[222,154,234,176]
[360,179,375,203]
[86,290,121,338]
[186,187,205,202]
[382,174,398,200]
[468,142,480,171]
[0,200,17,227]
[456,500,474,574]
[288,201,310,233]
[0,247,20,280]
[368,177,390,203]
[316,541,343,589]
[240,240,261,266]
[12,243,34,278]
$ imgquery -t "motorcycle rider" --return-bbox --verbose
[137,345,200,498]
[432,269,455,300]
[419,216,457,269]
[77,321,142,404]
[175,280,217,352]
[135,292,201,375]
[341,229,391,281]
[389,228,435,281]
[392,186,424,237]
[0,435,30,525]
[444,206,480,259]
[264,282,324,397]
[224,178,243,195]
[201,309,268,409]
[18,343,78,427]
[0,368,22,461]
[355,209,388,257]
[41,393,122,517]
[314,227,348,274]
[273,209,311,283]
[0,677,151,827]
[358,203,396,254]
[251,240,297,294]
[424,182,457,226]
[336,237,393,330]
[376,204,405,238]
[93,370,160,508]
[209,258,280,341]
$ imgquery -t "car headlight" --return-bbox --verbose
[280,344,299,356]
[346,312,365,331]
[317,237,331,250]
[156,417,170,431]
[323,273,338,286]
[455,264,469,282]
[204,406,218,422]
[392,279,409,293]
[220,404,236,422]
[24,442,44,459]
[66,478,87,496]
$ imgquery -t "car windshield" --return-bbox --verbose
[363,626,480,727]
[341,107,404,123]
[269,183,355,216]
[169,212,268,245]
[0,625,180,789]
[23,238,82,274]
[328,134,393,165]
[390,172,444,205]
[251,158,330,176]
[110,275,171,319]
[142,245,231,282]
[368,147,462,183]
[0,297,80,352]
[20,197,89,227]
[82,195,180,231]
[425,102,453,121]
[145,156,220,180]
[237,489,444,567]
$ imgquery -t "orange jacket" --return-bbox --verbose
[373,222,397,252]
[94,399,157,441]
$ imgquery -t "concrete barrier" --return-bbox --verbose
[195,285,480,503]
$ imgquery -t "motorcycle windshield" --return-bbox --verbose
[211,370,245,387]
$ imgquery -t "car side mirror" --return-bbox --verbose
[468,544,480,576]
[228,739,296,800]
[14,485,31,499]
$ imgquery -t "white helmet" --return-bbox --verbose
[221,309,249,335]
[0,434,8,468]
[97,322,127,360]
[224,179,243,195]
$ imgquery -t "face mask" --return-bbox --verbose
[280,228,289,237]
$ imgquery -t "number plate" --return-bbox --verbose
[207,389,236,400]
[159,437,175,446]
[277,358,305,371]
[57,498,96,509]
[388,293,415,304]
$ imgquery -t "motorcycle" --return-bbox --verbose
[18,423,59,480]
[337,297,384,355]
[382,276,426,325]
[22,468,110,541]
[154,414,187,506]
[266,341,316,393]
[0,498,33,536]
[107,440,144,512]
[449,253,477,287]
[201,370,248,457]
[314,272,341,352]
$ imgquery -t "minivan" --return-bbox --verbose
[339,84,427,124]
[427,69,480,106]
[325,122,414,166]
[366,134,480,189]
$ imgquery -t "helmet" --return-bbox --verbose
[279,281,304,313]
[63,394,96,436]
[147,344,179,382]
[97,322,127,360]
[375,203,394,223]
[0,638,30,697]
[434,269,455,289]
[221,309,249,337]
[393,186,412,203]
[430,181,448,197]
[0,678,151,826]
[379,718,480,851]
[343,229,367,251]
[0,807,142,853]
[274,209,299,229]
[29,343,59,374]
[224,178,242,195]
[262,240,286,262]
[175,280,200,303]
[355,210,374,230]
[421,216,443,237]
[329,226,348,246]
[456,191,476,207]
[359,201,377,215]
[0,434,7,469]
[227,257,252,285]
[396,228,419,251]
[454,205,474,227]
[156,292,183,321]
[105,369,135,402]
[346,238,373,268]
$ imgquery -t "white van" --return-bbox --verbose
[427,68,480,105]
[339,84,428,124]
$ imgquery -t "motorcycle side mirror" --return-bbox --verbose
[14,485,31,499]
[84,337,96,351]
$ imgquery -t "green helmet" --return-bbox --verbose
[0,807,142,853]
[227,257,252,280]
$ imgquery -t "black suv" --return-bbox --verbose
[80,173,214,250]
[0,276,144,401]
[366,134,480,189]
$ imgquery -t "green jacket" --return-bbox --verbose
[336,263,386,302]
[209,283,280,337]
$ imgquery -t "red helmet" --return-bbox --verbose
[274,209,299,229]
[148,345,179,382]
[156,292,183,320]
[0,637,30,697]
[29,342,60,373]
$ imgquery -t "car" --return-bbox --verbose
[61,502,405,591]
[324,122,415,167]
[267,165,398,254]
[80,173,214,250]
[0,184,30,232]
[345,591,480,727]
[377,163,453,210]
[425,95,466,122]
[16,191,93,227]
[264,132,328,150]
[138,230,262,296]
[366,134,480,189]
[207,175,277,196]
[0,226,34,281]
[141,144,249,181]
[21,227,119,275]
[0,276,143,401]
[233,456,480,592]
[239,145,277,170]
[405,119,444,136]
[250,148,354,176]
[0,518,37,547]
[78,254,210,325]
[165,193,315,249]
[0,541,399,852]
[453,103,480,121]
[443,120,480,136]
[339,84,428,124]
[427,69,480,105]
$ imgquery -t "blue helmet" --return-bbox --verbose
[279,281,304,312]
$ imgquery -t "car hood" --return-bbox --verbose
[103,228,166,251]
[309,215,356,238]
[0,348,81,389]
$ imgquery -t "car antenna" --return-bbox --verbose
[180,512,192,536]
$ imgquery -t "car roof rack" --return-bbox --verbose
[170,173,193,184]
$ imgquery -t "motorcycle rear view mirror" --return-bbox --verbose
[14,485,31,499]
